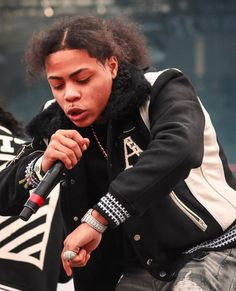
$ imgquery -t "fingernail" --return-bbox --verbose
[67,270,72,277]
[82,144,87,151]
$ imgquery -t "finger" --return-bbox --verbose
[70,249,91,267]
[63,132,90,153]
[77,248,87,261]
[81,138,90,151]
[44,148,79,170]
[51,134,83,161]
[52,133,89,162]
[63,237,81,255]
[61,251,73,277]
[56,130,90,152]
[70,253,91,268]
[50,142,82,168]
[63,250,77,261]
[63,260,73,277]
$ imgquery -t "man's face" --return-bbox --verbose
[45,49,118,127]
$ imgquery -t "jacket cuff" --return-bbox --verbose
[34,156,44,180]
[93,193,131,228]
[19,157,41,190]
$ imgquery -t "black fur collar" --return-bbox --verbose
[26,63,151,140]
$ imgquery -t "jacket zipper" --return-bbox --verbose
[170,192,208,232]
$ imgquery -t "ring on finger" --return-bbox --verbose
[63,250,77,261]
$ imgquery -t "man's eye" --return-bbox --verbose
[52,84,64,90]
[77,77,91,84]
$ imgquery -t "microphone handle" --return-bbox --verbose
[19,161,64,221]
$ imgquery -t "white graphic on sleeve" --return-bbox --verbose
[0,133,25,162]
[0,135,14,153]
[0,185,59,270]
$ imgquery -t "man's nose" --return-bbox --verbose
[64,85,81,101]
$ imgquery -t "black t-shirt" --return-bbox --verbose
[83,123,141,271]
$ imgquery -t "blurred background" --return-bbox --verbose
[0,1,235,290]
[0,0,235,172]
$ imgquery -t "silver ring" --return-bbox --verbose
[63,250,77,261]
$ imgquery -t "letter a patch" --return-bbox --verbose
[123,136,143,169]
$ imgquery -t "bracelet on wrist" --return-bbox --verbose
[81,209,107,233]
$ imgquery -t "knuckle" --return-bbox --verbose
[69,130,79,139]
[56,129,64,134]
[67,151,76,161]
[70,142,79,154]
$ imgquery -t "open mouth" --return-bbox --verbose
[67,108,87,121]
[68,108,83,116]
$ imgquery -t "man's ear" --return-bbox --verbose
[107,56,118,79]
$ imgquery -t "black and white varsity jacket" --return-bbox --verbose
[0,64,236,289]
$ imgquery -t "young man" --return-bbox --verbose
[0,15,236,290]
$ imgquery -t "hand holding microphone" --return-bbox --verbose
[19,129,89,221]
[19,161,65,220]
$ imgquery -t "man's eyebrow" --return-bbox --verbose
[47,68,89,80]
[69,68,89,78]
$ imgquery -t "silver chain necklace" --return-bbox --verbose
[90,125,108,161]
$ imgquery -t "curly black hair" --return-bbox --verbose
[25,15,150,80]
[0,106,24,137]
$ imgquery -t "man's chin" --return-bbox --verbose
[71,118,93,128]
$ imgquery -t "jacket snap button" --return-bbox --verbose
[159,271,166,278]
[73,216,79,222]
[70,179,76,185]
[134,234,141,241]
[146,258,153,266]
[61,180,67,187]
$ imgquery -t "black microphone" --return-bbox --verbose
[19,161,64,221]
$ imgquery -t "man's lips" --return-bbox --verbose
[67,108,88,121]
